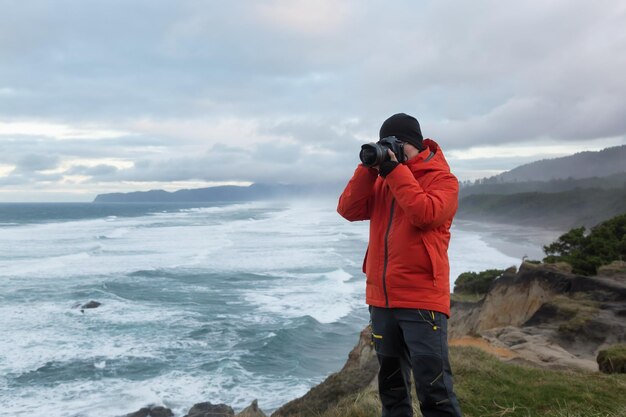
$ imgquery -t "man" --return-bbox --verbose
[337,113,463,417]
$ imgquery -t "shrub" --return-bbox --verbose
[597,344,626,374]
[453,269,504,294]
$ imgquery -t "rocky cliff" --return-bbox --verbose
[448,261,626,371]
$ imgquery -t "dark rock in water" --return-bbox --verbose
[184,401,235,417]
[75,300,101,313]
[82,300,102,309]
[237,399,266,417]
[125,405,173,417]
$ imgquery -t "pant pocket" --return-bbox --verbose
[412,354,451,407]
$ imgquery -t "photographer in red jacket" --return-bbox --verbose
[337,113,463,417]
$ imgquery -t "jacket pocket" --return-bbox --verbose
[421,235,439,287]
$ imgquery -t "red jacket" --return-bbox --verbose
[337,139,459,318]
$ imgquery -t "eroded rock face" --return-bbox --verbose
[475,265,567,333]
[448,299,483,339]
[449,262,626,371]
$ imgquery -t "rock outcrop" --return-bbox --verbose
[449,262,626,371]
[271,326,378,417]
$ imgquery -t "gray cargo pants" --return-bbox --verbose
[369,305,463,417]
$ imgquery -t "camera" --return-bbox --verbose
[359,136,407,167]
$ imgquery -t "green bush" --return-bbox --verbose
[597,344,626,374]
[453,269,504,294]
[543,213,626,275]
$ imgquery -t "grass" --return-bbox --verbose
[315,346,626,417]
[544,293,601,334]
[597,261,626,277]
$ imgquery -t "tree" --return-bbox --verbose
[543,213,626,275]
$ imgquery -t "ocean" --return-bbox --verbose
[0,199,539,416]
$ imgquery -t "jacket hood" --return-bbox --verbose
[405,138,451,174]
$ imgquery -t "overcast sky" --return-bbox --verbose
[1,0,625,202]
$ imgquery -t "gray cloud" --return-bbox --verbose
[0,0,625,200]
[64,164,119,176]
[15,153,60,172]
[0,135,171,163]
[91,140,356,185]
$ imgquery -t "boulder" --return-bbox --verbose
[184,401,235,417]
[125,405,173,417]
[125,408,149,417]
[149,407,174,417]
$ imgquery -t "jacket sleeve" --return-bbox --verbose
[384,164,459,229]
[337,164,379,221]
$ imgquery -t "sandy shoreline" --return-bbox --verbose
[453,219,564,261]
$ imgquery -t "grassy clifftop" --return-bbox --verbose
[318,345,626,417]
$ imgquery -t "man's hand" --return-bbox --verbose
[372,149,398,171]
[378,150,400,178]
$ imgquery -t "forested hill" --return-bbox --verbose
[489,144,626,183]
[457,145,626,229]
[460,172,626,198]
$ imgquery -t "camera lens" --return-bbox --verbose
[360,146,379,167]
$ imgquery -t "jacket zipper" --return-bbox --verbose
[381,198,395,307]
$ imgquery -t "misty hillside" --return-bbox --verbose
[456,145,626,228]
[457,187,626,229]
[489,144,626,183]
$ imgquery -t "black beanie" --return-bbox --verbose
[379,113,424,151]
